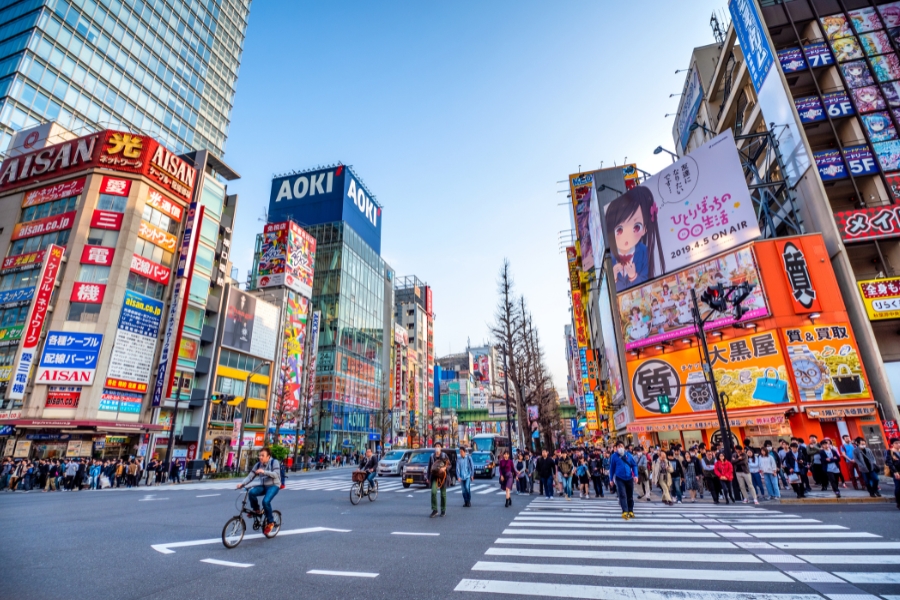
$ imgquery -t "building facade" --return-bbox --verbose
[0,125,241,461]
[0,0,250,158]
[394,275,433,448]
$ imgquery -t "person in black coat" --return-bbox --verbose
[782,442,808,498]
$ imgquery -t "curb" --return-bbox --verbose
[779,496,892,505]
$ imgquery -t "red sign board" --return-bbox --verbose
[2,249,45,271]
[45,389,81,409]
[80,245,114,266]
[0,130,196,203]
[834,205,900,243]
[99,176,132,197]
[130,253,170,285]
[23,245,63,349]
[22,178,85,208]
[11,211,76,240]
[70,282,106,304]
[105,378,148,393]
[90,209,123,230]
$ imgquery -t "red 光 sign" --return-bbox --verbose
[130,253,170,285]
[2,250,45,271]
[11,211,76,240]
[22,178,85,208]
[23,245,63,349]
[90,209,123,230]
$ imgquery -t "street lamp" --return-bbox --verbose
[689,121,714,136]
[653,146,679,164]
[596,183,624,196]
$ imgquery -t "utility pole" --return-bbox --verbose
[236,359,271,472]
[690,288,733,459]
[163,372,185,468]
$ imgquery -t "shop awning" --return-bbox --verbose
[805,403,876,419]
[627,410,788,433]
[0,419,163,431]
[246,399,267,410]
[226,396,244,406]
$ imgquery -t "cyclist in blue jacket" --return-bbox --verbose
[609,441,639,520]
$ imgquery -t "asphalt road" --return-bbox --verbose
[2,470,899,600]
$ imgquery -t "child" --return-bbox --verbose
[606,186,664,292]
[629,306,649,340]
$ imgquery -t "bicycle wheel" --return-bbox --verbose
[349,482,362,505]
[264,511,282,538]
[368,480,378,501]
[222,517,245,549]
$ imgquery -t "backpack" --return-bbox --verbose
[576,464,587,477]
[430,454,447,479]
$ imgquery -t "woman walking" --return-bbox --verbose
[747,449,766,500]
[653,452,674,505]
[576,457,591,499]
[498,451,516,507]
[714,452,735,504]
[681,448,700,503]
[759,447,780,500]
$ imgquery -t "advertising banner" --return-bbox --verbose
[222,288,278,361]
[605,131,760,293]
[11,211,75,240]
[858,277,900,320]
[822,91,855,118]
[256,222,317,297]
[146,189,184,222]
[569,173,597,273]
[778,46,807,72]
[306,311,321,408]
[105,290,164,393]
[99,175,131,197]
[566,247,589,347]
[45,386,81,409]
[598,275,625,405]
[835,205,900,242]
[781,323,870,401]
[628,330,795,419]
[0,287,34,306]
[99,389,143,413]
[282,293,310,413]
[130,253,170,285]
[7,244,63,400]
[139,221,178,252]
[287,223,316,298]
[70,282,106,304]
[803,42,834,68]
[675,67,704,151]
[80,245,114,266]
[36,332,103,386]
[90,209,123,230]
[151,280,181,407]
[2,250,44,272]
[394,343,403,407]
[795,96,825,123]
[471,351,491,385]
[617,244,768,351]
[776,237,823,314]
[22,178,85,208]
[814,149,846,180]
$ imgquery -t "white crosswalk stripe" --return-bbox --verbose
[453,496,900,599]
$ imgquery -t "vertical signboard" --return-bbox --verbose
[304,311,321,420]
[105,291,164,393]
[7,244,63,400]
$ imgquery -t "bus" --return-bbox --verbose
[470,434,511,457]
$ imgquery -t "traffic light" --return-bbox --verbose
[731,282,756,320]
[210,393,234,404]
[700,284,728,312]
[657,394,671,414]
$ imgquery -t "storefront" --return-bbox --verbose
[0,419,161,460]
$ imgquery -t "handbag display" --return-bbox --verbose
[832,364,864,395]
[752,368,789,404]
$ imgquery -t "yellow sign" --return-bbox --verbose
[858,277,900,321]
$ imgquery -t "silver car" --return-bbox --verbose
[377,450,413,476]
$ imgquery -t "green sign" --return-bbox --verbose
[657,395,671,414]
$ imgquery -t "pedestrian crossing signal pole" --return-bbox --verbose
[690,288,733,460]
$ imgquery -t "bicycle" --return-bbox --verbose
[349,470,378,505]
[222,488,282,548]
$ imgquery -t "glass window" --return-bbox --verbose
[183,306,204,335]
[86,228,119,247]
[199,178,224,218]
[194,244,214,274]
[76,264,109,284]
[199,218,218,245]
[189,273,209,305]
[97,193,127,212]
[66,302,100,322]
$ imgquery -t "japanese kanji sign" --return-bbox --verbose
[22,178,85,208]
[627,329,795,419]
[145,189,183,222]
[566,246,589,347]
[138,220,177,252]
[2,250,45,272]
[70,282,106,304]
[7,244,63,400]
[35,331,103,386]
[780,323,871,401]
[0,286,34,306]
[777,238,822,314]
[130,253,170,285]
[834,205,900,242]
[604,130,760,293]
[90,209,123,231]
[99,176,131,197]
[80,245,114,266]
[105,290,163,393]
[858,276,900,320]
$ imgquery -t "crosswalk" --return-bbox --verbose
[136,475,514,495]
[454,496,900,599]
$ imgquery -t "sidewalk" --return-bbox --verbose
[626,480,896,506]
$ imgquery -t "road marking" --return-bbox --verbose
[454,579,822,599]
[201,558,253,568]
[731,524,846,530]
[196,494,220,498]
[485,548,759,563]
[493,538,737,549]
[139,496,168,501]
[770,541,900,550]
[151,527,350,554]
[502,528,719,538]
[470,562,792,582]
[799,554,900,564]
[508,521,704,530]
[750,532,879,538]
[391,532,440,536]
[477,487,499,494]
[785,571,845,583]
[833,571,900,584]
[307,570,378,578]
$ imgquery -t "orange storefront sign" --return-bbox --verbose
[780,323,871,402]
[628,329,796,420]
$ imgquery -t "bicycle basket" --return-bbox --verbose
[352,470,367,483]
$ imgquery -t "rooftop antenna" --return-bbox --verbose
[710,11,726,44]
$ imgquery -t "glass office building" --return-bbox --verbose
[0,0,250,157]
[302,222,391,454]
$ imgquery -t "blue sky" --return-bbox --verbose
[224,1,727,396]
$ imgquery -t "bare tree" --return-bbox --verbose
[268,368,295,446]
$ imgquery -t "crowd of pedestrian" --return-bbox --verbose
[0,455,192,492]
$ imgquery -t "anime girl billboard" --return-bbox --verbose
[603,130,760,293]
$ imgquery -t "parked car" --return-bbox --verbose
[471,451,496,479]
[402,448,457,488]
[377,450,413,477]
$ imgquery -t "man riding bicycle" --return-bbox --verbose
[237,447,281,535]
[359,448,378,490]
